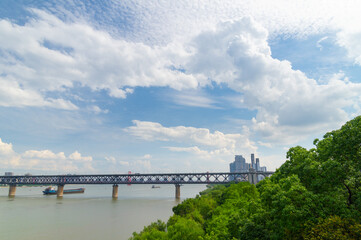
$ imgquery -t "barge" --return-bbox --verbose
[43,186,85,195]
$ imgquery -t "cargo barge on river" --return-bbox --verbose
[43,186,85,195]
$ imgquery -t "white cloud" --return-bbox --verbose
[184,18,361,144]
[0,138,15,156]
[105,156,117,164]
[23,150,66,159]
[171,91,220,108]
[0,138,20,167]
[85,0,358,45]
[1,2,361,172]
[1,9,360,145]
[105,156,129,166]
[166,146,232,159]
[166,146,209,156]
[125,120,257,162]
[0,77,78,110]
[337,26,361,65]
[88,105,109,114]
[126,120,255,150]
[0,138,94,172]
[0,10,203,109]
[69,151,92,162]
[316,36,328,50]
[142,154,152,159]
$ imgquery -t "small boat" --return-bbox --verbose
[151,185,160,189]
[43,186,85,195]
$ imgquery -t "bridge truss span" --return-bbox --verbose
[0,171,274,186]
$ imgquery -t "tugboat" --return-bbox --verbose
[43,186,85,195]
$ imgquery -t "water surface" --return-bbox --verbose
[0,184,206,240]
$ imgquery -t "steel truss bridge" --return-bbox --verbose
[1,171,274,198]
[0,171,274,185]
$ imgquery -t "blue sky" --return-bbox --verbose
[1,0,361,174]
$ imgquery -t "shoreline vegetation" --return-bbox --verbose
[130,116,361,240]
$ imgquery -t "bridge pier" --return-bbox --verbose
[175,184,181,199]
[8,184,16,197]
[112,184,118,199]
[57,184,64,198]
[247,169,258,185]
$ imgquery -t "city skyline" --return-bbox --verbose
[230,154,267,173]
[1,1,361,174]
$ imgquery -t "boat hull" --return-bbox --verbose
[43,188,85,195]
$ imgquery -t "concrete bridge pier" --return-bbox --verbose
[112,184,119,199]
[57,184,64,198]
[175,184,181,199]
[247,168,258,185]
[8,184,16,197]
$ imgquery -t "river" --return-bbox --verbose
[0,184,206,240]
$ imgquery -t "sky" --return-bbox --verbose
[1,0,361,175]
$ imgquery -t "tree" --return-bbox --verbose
[304,216,361,240]
[258,175,319,239]
[129,220,167,240]
[167,216,204,240]
[272,116,361,219]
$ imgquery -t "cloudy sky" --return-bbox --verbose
[1,0,361,174]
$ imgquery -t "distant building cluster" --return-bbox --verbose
[230,154,267,172]
[229,154,267,181]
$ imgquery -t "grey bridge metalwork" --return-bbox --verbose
[1,171,275,198]
[0,171,274,185]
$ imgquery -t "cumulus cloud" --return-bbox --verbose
[0,9,203,109]
[1,9,360,142]
[23,150,66,159]
[125,120,257,160]
[0,138,15,156]
[165,146,233,159]
[0,77,78,110]
[184,18,361,144]
[337,26,361,65]
[166,146,209,155]
[1,4,361,155]
[0,138,20,167]
[105,156,129,166]
[0,138,94,172]
[69,151,92,162]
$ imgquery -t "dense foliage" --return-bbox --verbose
[130,116,361,239]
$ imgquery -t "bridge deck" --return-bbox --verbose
[0,172,274,185]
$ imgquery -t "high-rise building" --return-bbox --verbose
[5,172,14,176]
[251,154,255,169]
[230,155,248,173]
[229,154,267,181]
